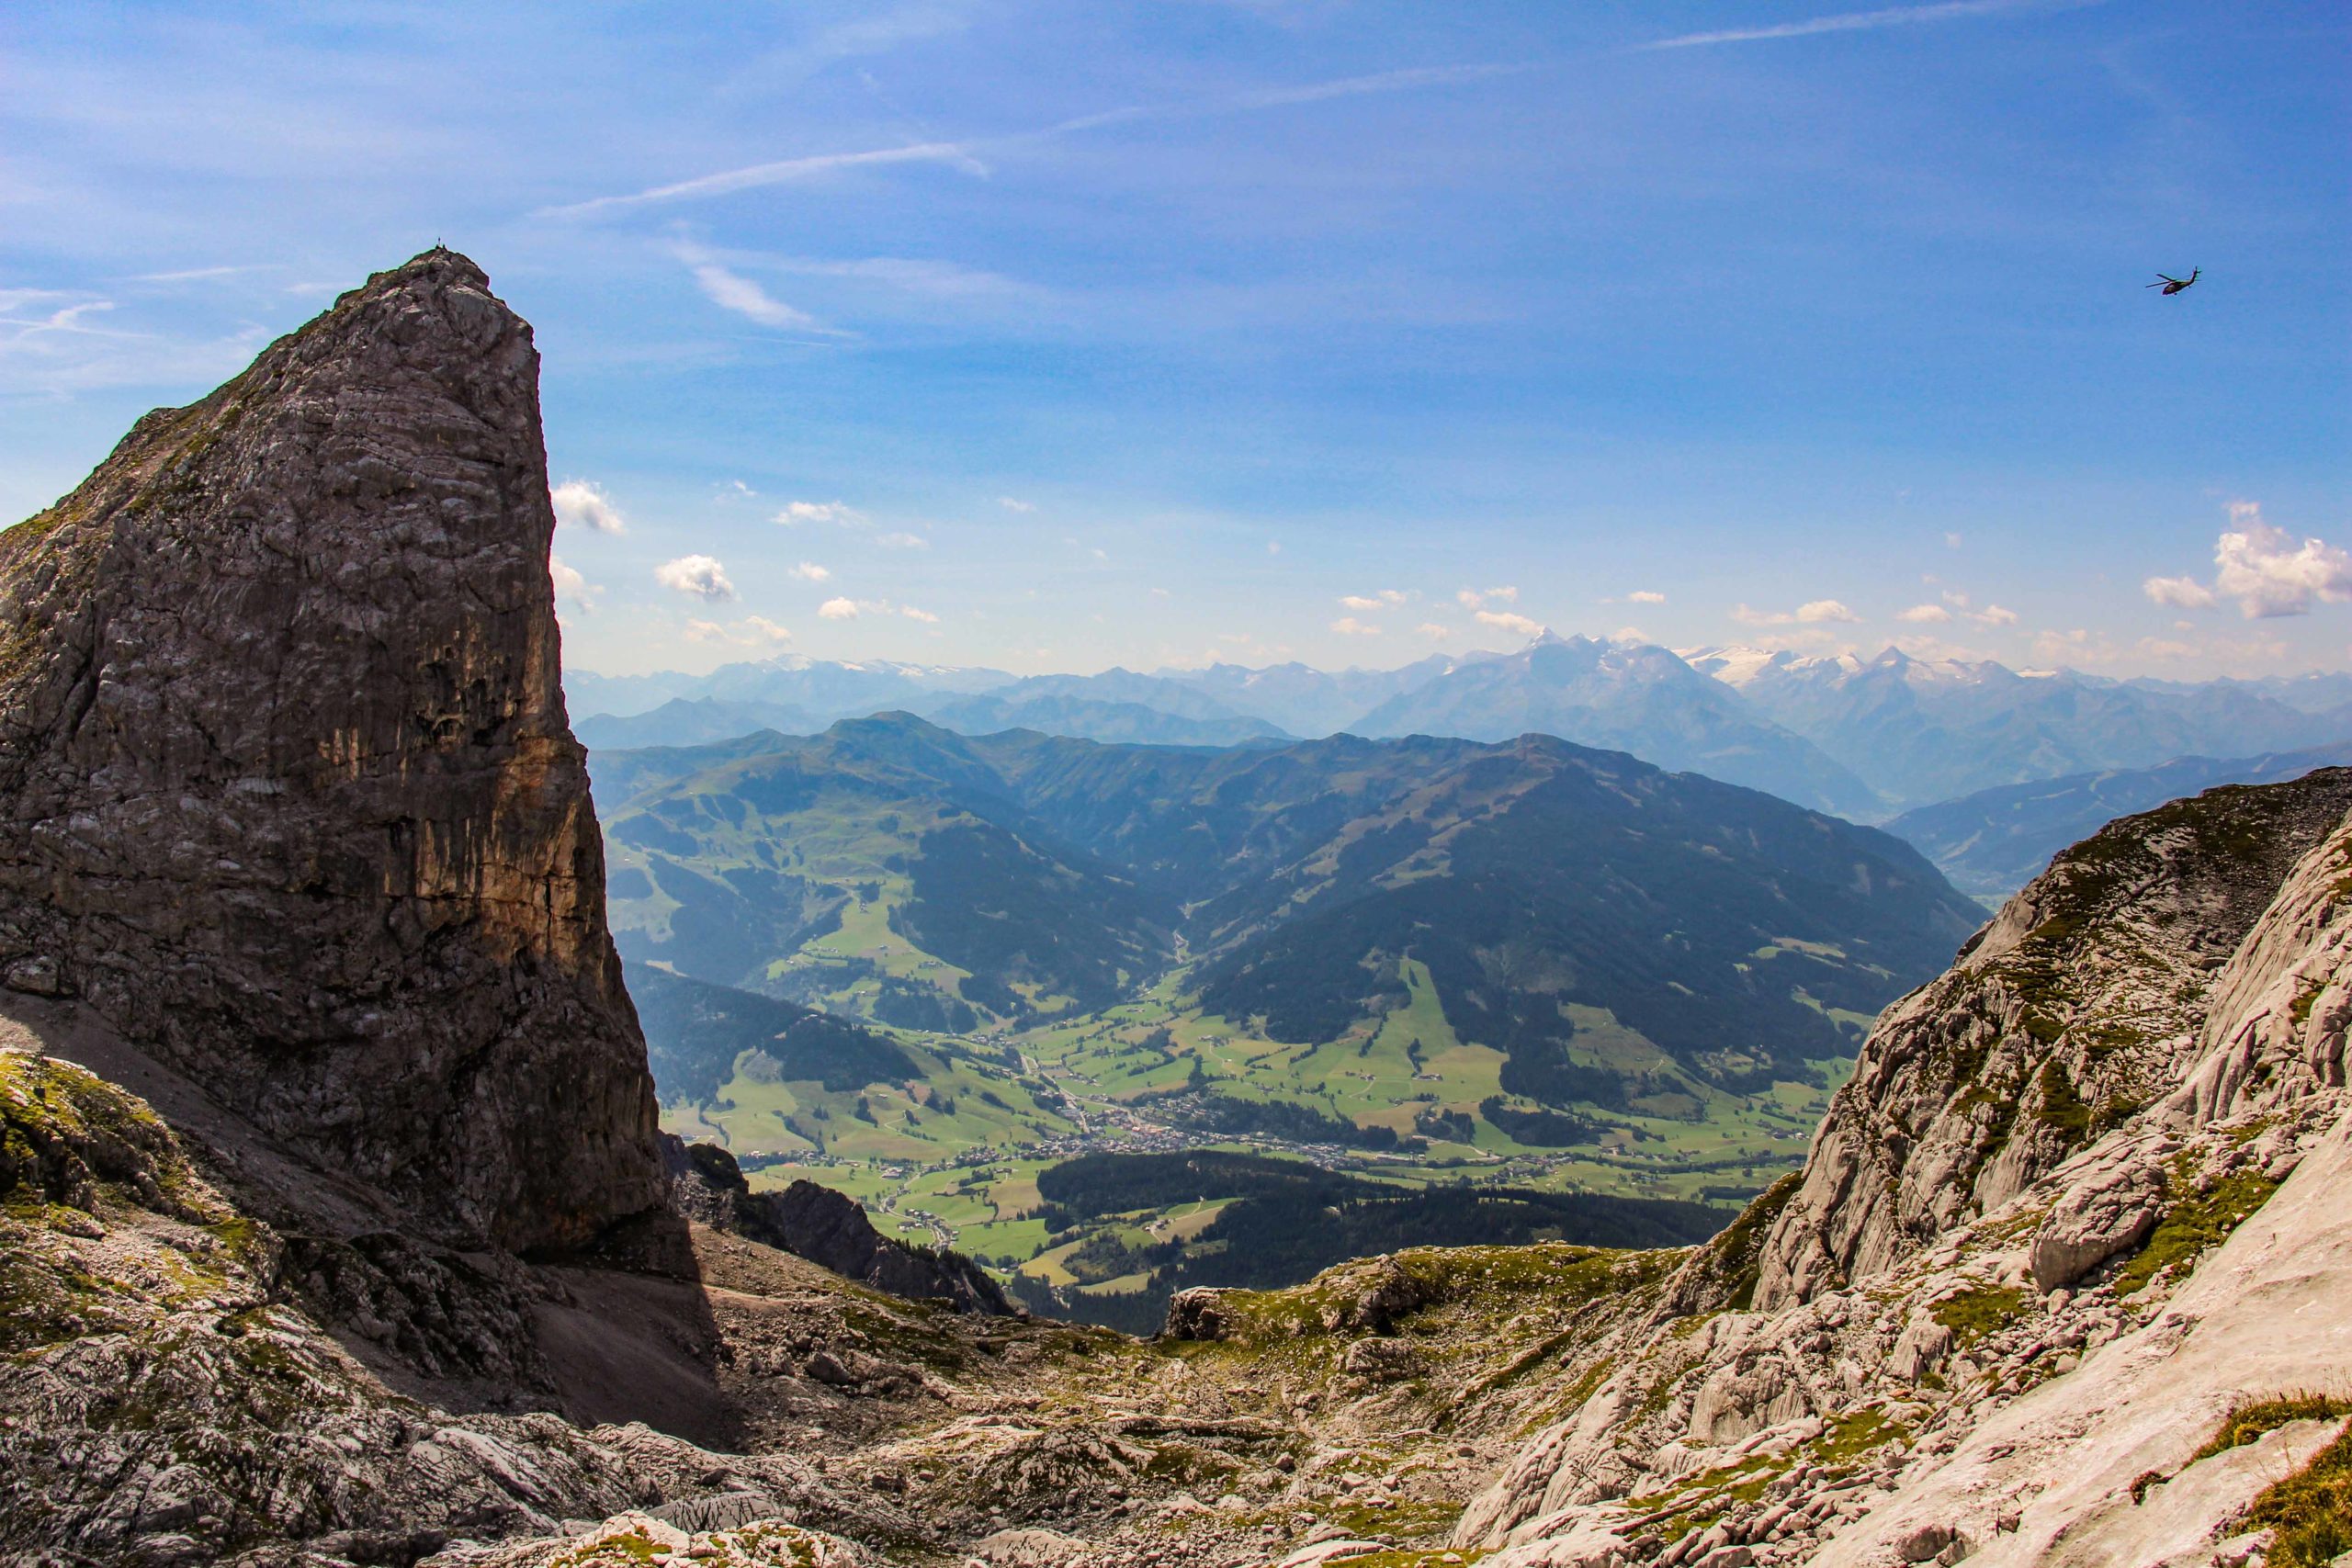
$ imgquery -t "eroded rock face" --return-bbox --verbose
[0,249,661,1251]
[666,1138,1012,1315]
[1753,770,2352,1311]
[1453,780,2352,1568]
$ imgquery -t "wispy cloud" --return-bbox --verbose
[685,615,792,647]
[123,263,272,285]
[1634,0,2089,52]
[1229,62,1531,110]
[543,61,1527,221]
[1475,609,1544,638]
[1734,598,1859,626]
[788,561,831,582]
[674,243,820,329]
[775,500,864,525]
[1456,585,1518,608]
[542,141,987,219]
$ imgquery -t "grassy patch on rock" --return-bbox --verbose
[2238,1419,2352,1567]
[1930,1283,2028,1346]
[2114,1166,2281,1298]
[2195,1393,2352,1462]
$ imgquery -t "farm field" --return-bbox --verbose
[653,948,1856,1322]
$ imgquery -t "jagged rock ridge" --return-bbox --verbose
[1450,771,2352,1566]
[0,249,660,1252]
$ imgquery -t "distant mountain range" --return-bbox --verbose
[1885,739,2352,899]
[571,636,2352,818]
[590,713,1983,1107]
[1684,646,2352,809]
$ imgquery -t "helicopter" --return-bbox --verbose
[2146,267,2199,296]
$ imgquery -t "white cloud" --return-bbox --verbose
[1330,616,1383,637]
[819,597,861,620]
[542,141,987,220]
[684,255,817,329]
[1340,591,1406,611]
[1475,609,1545,638]
[1934,588,2018,627]
[684,615,792,648]
[998,496,1035,513]
[550,479,626,535]
[1738,626,1857,654]
[775,500,863,526]
[1626,590,1667,604]
[1944,532,1964,549]
[1896,604,1953,624]
[549,554,601,612]
[2144,575,2218,610]
[901,605,940,624]
[788,561,832,582]
[653,554,737,602]
[1637,0,2050,52]
[1416,622,1452,640]
[2140,502,2352,620]
[2213,504,2352,618]
[876,531,928,549]
[1739,599,1860,626]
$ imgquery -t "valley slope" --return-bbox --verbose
[590,714,1982,1309]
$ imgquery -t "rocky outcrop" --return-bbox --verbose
[1451,775,2352,1566]
[0,249,661,1252]
[665,1139,1012,1314]
[1755,770,2352,1310]
[0,1046,916,1564]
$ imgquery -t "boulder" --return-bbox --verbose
[2030,1159,2164,1292]
[1163,1287,1234,1341]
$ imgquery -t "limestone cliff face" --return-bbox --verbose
[0,249,661,1251]
[1752,769,2352,1310]
[1453,773,2352,1566]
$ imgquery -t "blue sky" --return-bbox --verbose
[3,0,2346,678]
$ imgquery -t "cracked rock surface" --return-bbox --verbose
[0,249,661,1254]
